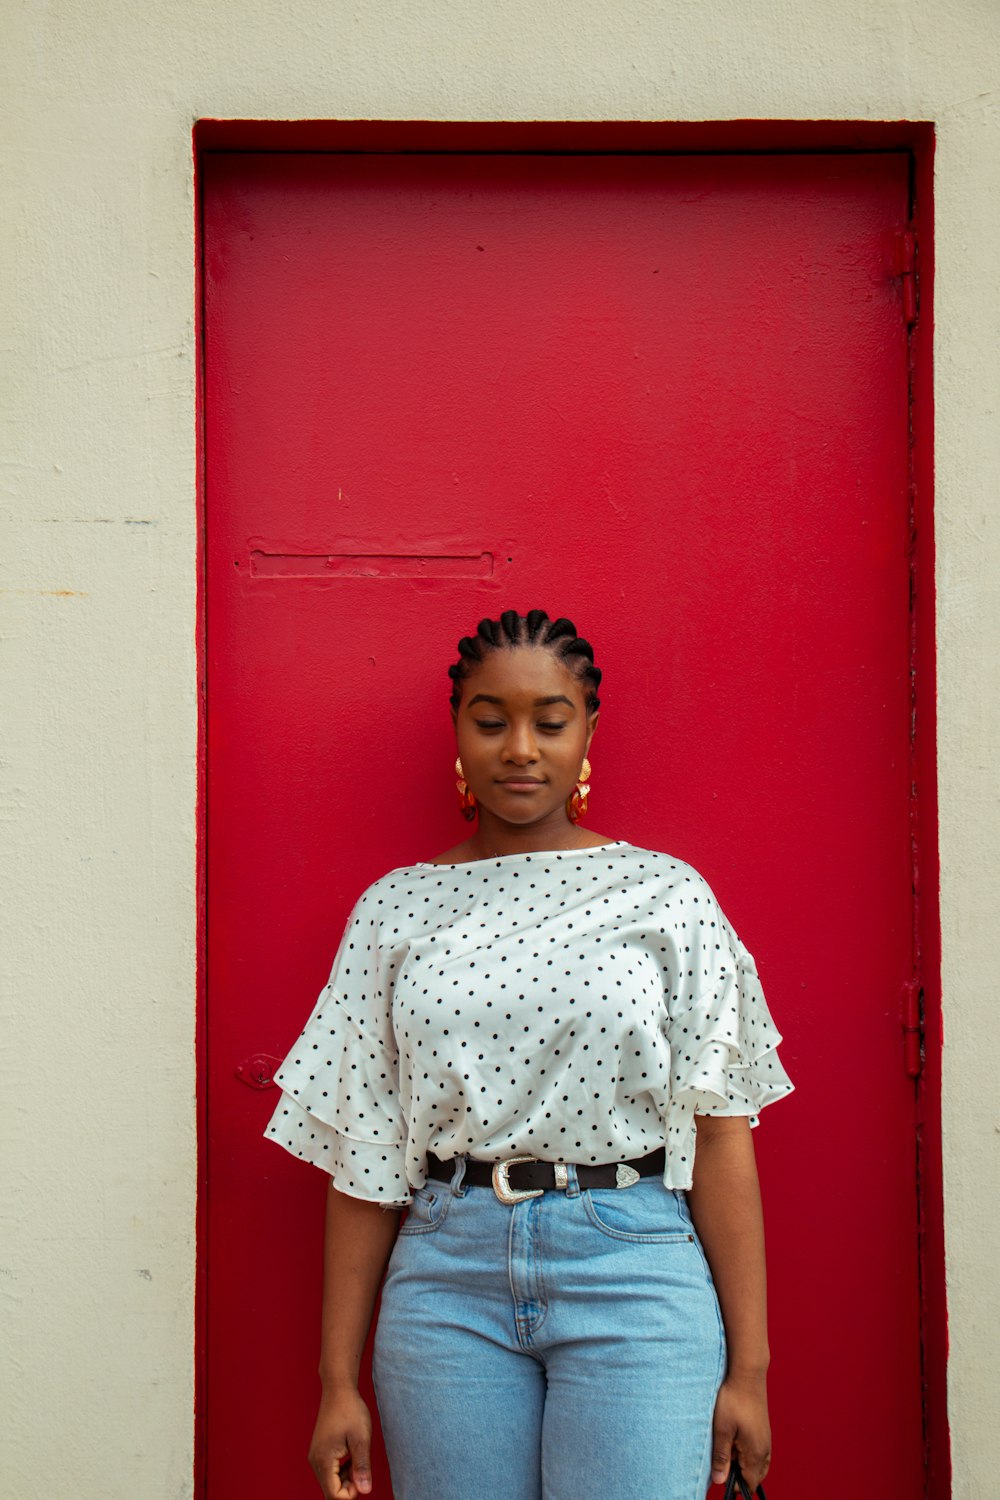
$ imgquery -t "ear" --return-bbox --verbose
[584,711,599,753]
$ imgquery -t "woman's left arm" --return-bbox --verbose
[686,1113,771,1492]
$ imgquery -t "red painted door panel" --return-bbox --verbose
[204,151,919,1498]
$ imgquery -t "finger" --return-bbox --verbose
[317,1442,362,1500]
[330,1464,359,1500]
[710,1421,736,1487]
[344,1426,373,1496]
[324,1445,352,1500]
[313,1445,342,1500]
[735,1438,771,1491]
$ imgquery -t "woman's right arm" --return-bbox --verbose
[309,1183,405,1500]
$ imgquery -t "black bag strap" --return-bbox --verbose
[722,1457,767,1500]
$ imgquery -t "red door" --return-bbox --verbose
[203,150,921,1497]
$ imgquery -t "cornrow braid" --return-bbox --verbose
[447,609,602,714]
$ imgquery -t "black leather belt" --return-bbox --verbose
[426,1147,666,1204]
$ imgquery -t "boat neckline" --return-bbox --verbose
[397,839,634,871]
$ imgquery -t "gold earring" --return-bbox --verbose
[455,757,478,822]
[567,758,592,824]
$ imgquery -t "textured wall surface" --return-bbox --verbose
[2,2,998,1496]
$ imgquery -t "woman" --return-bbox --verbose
[265,609,794,1500]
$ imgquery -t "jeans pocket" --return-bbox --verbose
[397,1181,451,1235]
[582,1181,695,1243]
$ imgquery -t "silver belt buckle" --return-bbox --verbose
[492,1155,545,1204]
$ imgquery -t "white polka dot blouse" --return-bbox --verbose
[264,841,794,1204]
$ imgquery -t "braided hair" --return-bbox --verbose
[448,609,602,715]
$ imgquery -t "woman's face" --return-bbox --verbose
[451,646,598,834]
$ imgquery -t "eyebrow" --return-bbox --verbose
[467,694,575,709]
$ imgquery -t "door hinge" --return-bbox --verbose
[892,228,919,327]
[900,979,923,1078]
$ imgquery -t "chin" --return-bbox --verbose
[490,805,562,827]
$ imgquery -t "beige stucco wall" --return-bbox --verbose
[3,2,998,1495]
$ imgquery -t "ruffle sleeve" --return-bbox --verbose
[666,944,794,1122]
[263,891,411,1205]
[659,878,794,1188]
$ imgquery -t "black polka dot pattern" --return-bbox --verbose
[264,842,794,1205]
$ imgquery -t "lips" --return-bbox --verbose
[497,777,544,785]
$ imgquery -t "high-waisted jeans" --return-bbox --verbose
[372,1155,727,1500]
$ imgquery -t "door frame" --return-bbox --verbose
[193,116,943,1497]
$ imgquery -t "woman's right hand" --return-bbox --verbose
[308,1384,374,1499]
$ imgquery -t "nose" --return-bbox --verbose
[501,721,540,764]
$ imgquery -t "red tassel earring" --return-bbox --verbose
[567,757,592,824]
[455,757,478,822]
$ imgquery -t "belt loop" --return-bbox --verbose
[563,1162,581,1199]
[450,1154,469,1197]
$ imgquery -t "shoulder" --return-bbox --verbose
[619,843,717,893]
[616,845,739,931]
[341,862,433,917]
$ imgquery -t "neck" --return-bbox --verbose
[467,815,595,861]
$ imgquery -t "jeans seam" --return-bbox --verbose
[535,1210,551,1330]
[689,1308,729,1498]
[506,1202,550,1341]
[527,1203,549,1335]
[688,1225,719,1287]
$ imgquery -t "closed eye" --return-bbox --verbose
[473,719,567,731]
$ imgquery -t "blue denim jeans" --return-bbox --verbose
[372,1156,727,1500]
